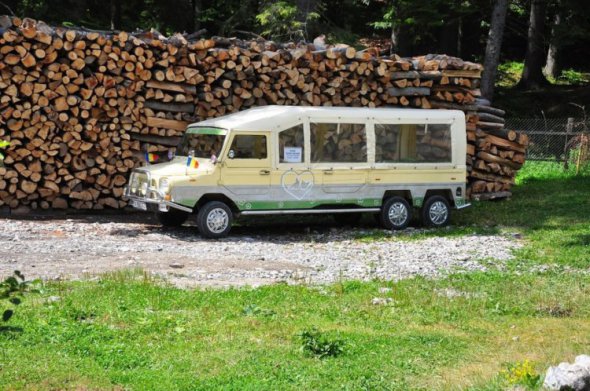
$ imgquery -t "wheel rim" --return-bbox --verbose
[429,201,448,225]
[206,208,229,233]
[388,202,408,226]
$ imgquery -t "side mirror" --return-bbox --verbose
[228,150,235,159]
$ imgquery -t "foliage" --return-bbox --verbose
[256,1,319,41]
[0,139,9,166]
[1,271,28,324]
[496,61,524,88]
[298,327,346,358]
[500,360,541,388]
[557,69,590,86]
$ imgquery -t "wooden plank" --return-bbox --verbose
[146,117,189,131]
[471,191,512,201]
[144,100,195,113]
[441,69,482,78]
[146,80,197,95]
[388,87,430,97]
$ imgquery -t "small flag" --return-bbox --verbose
[186,156,199,169]
[145,152,159,163]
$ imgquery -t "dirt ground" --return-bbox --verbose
[0,212,520,288]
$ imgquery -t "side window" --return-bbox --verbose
[375,124,451,163]
[310,123,367,163]
[278,124,304,163]
[228,135,267,159]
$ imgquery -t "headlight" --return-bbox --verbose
[130,175,139,191]
[159,177,170,194]
[140,182,148,195]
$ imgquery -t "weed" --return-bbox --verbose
[501,360,541,389]
[298,327,346,358]
[242,304,276,318]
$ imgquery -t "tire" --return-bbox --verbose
[333,213,362,226]
[380,197,412,230]
[196,201,233,238]
[156,209,190,227]
[421,196,451,228]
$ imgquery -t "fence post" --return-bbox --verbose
[564,117,574,169]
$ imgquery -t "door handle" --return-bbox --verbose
[323,169,334,175]
[259,169,270,175]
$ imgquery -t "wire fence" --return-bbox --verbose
[505,117,589,163]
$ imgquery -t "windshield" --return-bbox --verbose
[176,127,226,158]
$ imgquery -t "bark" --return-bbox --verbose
[481,0,510,102]
[110,0,121,30]
[390,0,401,54]
[544,8,561,78]
[191,0,201,32]
[518,0,549,89]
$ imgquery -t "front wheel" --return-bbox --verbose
[156,209,190,227]
[196,201,233,239]
[421,196,451,227]
[380,197,412,230]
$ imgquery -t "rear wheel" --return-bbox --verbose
[421,196,451,227]
[380,197,411,230]
[196,201,233,238]
[156,209,189,227]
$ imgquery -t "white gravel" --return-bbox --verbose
[0,214,522,288]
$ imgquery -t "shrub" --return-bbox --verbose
[1,271,28,323]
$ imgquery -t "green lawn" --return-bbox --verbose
[1,162,589,390]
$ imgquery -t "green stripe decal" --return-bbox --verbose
[235,198,382,211]
[186,127,227,135]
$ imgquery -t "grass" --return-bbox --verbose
[1,161,590,390]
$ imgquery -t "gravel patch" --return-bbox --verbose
[0,214,522,288]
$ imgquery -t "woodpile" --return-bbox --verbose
[0,16,527,210]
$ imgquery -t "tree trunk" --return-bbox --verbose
[296,0,317,40]
[390,0,401,54]
[110,0,121,30]
[518,0,549,89]
[481,0,509,102]
[544,8,561,78]
[191,0,201,32]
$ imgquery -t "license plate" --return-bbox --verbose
[131,200,147,210]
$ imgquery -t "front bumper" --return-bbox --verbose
[123,186,193,213]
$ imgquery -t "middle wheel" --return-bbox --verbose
[379,196,412,230]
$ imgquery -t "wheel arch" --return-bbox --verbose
[196,194,240,214]
[423,189,455,208]
[382,190,413,205]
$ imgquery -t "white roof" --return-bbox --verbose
[191,105,465,132]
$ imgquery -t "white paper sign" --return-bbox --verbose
[284,147,302,163]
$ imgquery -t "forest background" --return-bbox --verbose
[2,0,589,116]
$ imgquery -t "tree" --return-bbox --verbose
[481,0,510,101]
[110,0,121,30]
[544,5,561,78]
[518,0,549,89]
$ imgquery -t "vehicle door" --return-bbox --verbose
[271,121,317,209]
[220,132,271,199]
[309,120,370,204]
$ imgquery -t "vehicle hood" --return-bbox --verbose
[137,156,213,177]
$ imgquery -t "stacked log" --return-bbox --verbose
[0,16,527,210]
